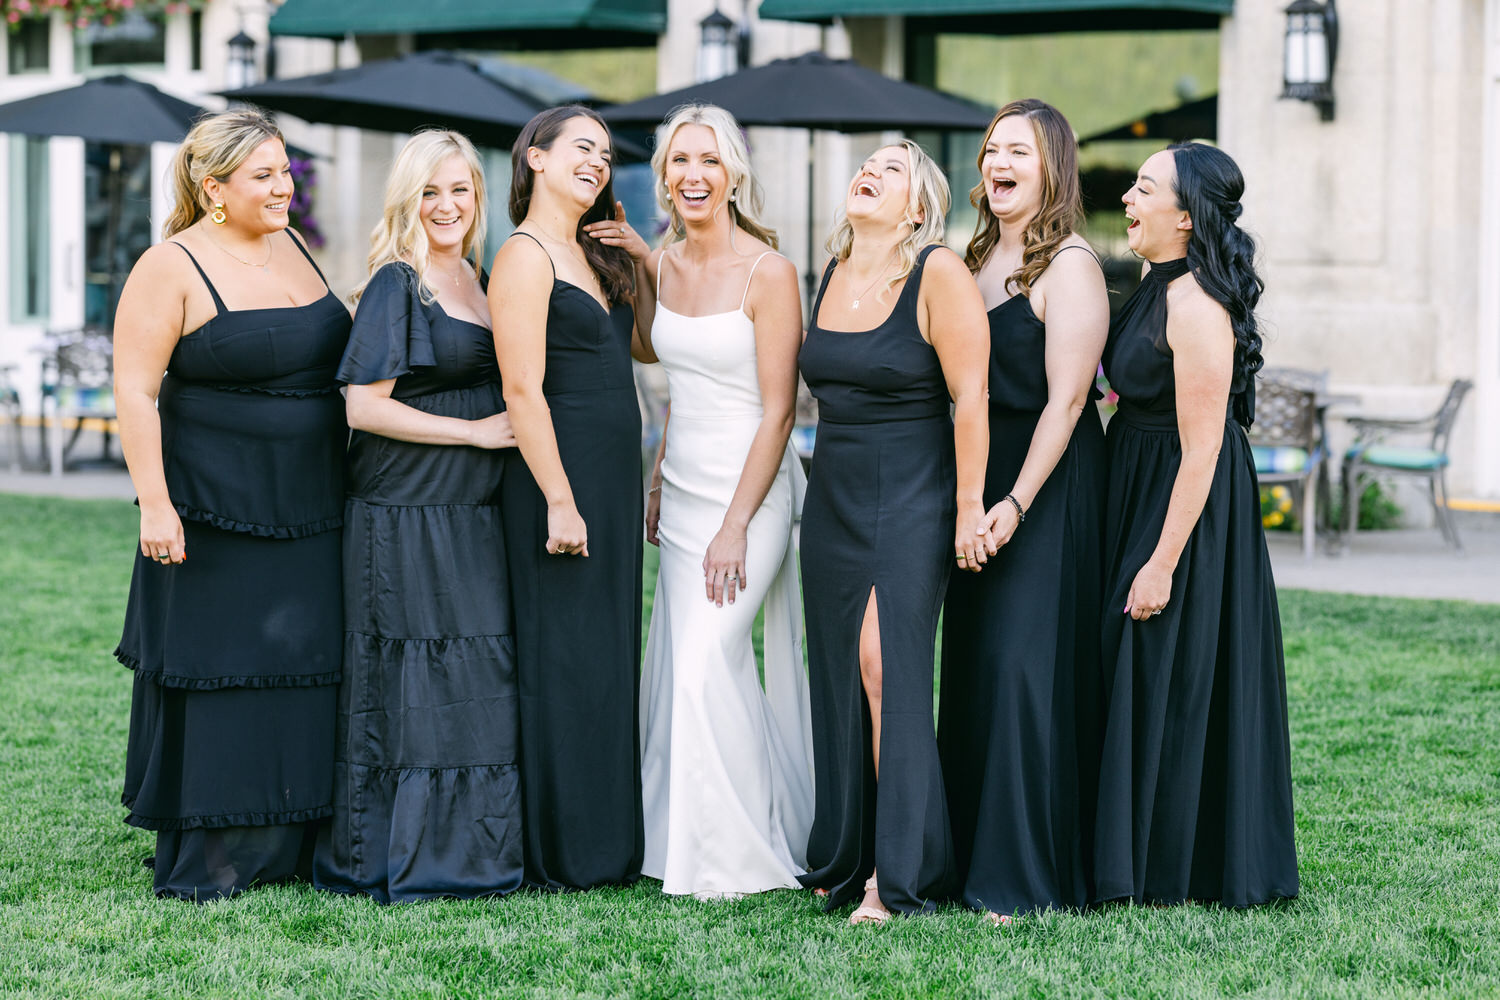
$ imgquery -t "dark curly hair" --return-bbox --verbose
[1169,142,1264,427]
[509,105,634,306]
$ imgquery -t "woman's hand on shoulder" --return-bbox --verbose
[584,200,651,263]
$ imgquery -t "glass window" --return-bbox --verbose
[8,136,50,323]
[84,143,152,329]
[190,10,203,72]
[74,11,166,71]
[6,18,50,74]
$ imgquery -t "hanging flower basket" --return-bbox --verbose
[4,0,206,32]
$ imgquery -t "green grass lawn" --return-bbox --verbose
[1,493,1497,999]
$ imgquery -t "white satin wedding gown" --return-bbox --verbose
[640,251,815,898]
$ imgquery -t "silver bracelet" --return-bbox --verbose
[648,485,662,495]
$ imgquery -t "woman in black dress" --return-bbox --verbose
[313,131,524,902]
[113,110,350,900]
[1094,143,1298,907]
[490,106,652,890]
[939,99,1110,923]
[798,141,991,924]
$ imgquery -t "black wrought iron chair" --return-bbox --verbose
[1341,378,1473,551]
[1249,368,1326,559]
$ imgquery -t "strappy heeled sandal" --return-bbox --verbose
[848,876,890,926]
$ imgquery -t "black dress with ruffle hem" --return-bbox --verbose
[312,262,523,903]
[116,234,351,901]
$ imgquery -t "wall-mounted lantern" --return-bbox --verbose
[1282,0,1338,121]
[226,29,259,91]
[697,7,738,83]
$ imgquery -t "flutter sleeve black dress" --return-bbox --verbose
[498,234,644,890]
[796,245,957,914]
[115,234,351,901]
[1093,257,1299,907]
[938,252,1108,918]
[312,262,523,902]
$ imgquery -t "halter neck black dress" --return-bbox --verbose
[498,233,644,890]
[312,262,523,902]
[938,249,1108,917]
[116,231,350,901]
[1093,257,1298,907]
[797,245,957,913]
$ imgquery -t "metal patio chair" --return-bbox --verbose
[1341,378,1473,551]
[1249,368,1327,559]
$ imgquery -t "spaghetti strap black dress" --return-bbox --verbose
[796,245,957,913]
[313,262,523,903]
[1093,257,1298,907]
[938,251,1108,917]
[498,233,644,890]
[116,233,350,901]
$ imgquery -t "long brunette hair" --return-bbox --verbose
[964,99,1084,297]
[1169,141,1264,427]
[509,106,634,305]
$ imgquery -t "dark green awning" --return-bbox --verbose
[268,0,666,40]
[756,0,1233,34]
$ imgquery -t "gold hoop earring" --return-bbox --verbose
[211,203,227,225]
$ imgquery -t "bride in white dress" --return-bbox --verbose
[630,104,813,898]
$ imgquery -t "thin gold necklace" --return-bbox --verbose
[207,231,273,268]
[848,249,898,310]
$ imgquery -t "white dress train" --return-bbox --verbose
[640,251,815,898]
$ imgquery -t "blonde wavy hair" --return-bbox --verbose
[163,108,284,238]
[651,103,777,250]
[353,130,487,305]
[825,139,949,293]
[964,99,1086,297]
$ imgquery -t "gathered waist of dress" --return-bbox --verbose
[814,408,950,427]
[1114,399,1238,433]
[165,373,339,398]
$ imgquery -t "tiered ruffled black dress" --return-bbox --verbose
[1093,257,1299,907]
[797,246,957,913]
[939,264,1108,917]
[313,262,523,902]
[116,236,350,901]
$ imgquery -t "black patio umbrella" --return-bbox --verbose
[600,51,996,296]
[219,51,548,151]
[0,72,204,145]
[0,75,218,330]
[1080,93,1217,145]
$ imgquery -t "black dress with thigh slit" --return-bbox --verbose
[1092,256,1298,907]
[498,233,644,890]
[796,245,957,914]
[116,234,350,901]
[312,262,523,903]
[938,270,1108,917]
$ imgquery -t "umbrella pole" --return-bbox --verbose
[804,129,817,312]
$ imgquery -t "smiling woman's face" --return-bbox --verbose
[979,114,1044,226]
[663,123,730,225]
[207,137,292,235]
[419,153,476,255]
[529,114,612,212]
[846,144,917,228]
[1122,149,1189,260]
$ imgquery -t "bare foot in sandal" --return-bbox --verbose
[849,875,890,926]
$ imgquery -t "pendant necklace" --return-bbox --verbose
[849,250,898,310]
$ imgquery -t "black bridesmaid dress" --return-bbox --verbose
[499,233,644,890]
[313,262,523,902]
[797,245,957,913]
[1093,256,1298,907]
[938,261,1108,917]
[116,234,350,901]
